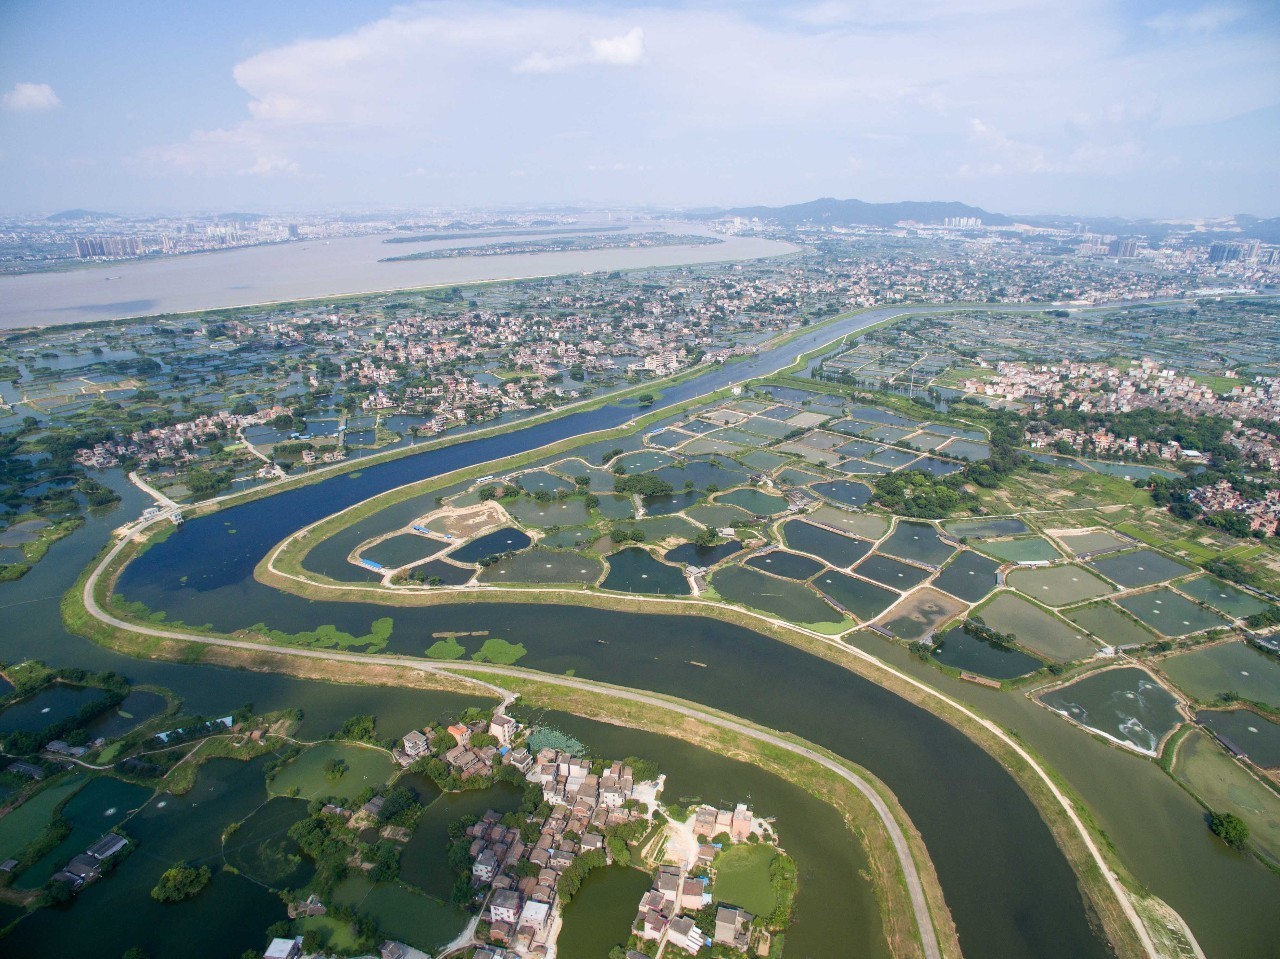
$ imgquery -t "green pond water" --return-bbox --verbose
[1007,564,1114,607]
[782,519,872,568]
[1064,604,1157,649]
[931,552,1000,603]
[944,517,1030,539]
[506,497,591,528]
[713,565,843,625]
[594,492,637,520]
[478,547,603,585]
[744,549,825,581]
[931,626,1042,680]
[979,593,1098,663]
[399,781,523,900]
[1040,668,1184,754]
[13,775,153,890]
[601,547,690,595]
[1117,589,1232,637]
[557,865,653,959]
[0,683,108,734]
[517,470,573,494]
[851,553,931,590]
[361,533,448,568]
[84,689,168,739]
[1089,549,1193,589]
[975,535,1061,563]
[716,488,789,515]
[1177,576,1272,619]
[223,796,315,890]
[1196,709,1280,768]
[1160,642,1280,708]
[812,570,900,621]
[4,756,287,959]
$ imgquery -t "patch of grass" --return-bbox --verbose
[712,843,778,916]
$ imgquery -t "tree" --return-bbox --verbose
[151,863,212,902]
[1208,812,1249,850]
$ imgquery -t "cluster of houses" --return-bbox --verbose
[464,751,649,957]
[635,864,711,952]
[1024,425,1201,463]
[73,404,292,469]
[1189,480,1280,535]
[630,802,766,956]
[393,712,527,779]
[48,831,129,892]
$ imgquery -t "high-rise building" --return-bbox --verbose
[1108,237,1139,258]
[1208,242,1241,264]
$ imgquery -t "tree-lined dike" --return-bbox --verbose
[28,298,1279,958]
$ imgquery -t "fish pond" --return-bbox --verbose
[713,565,843,625]
[931,625,1043,680]
[782,519,873,568]
[715,488,790,515]
[447,527,532,563]
[477,548,603,585]
[600,548,690,595]
[1039,668,1184,755]
[1159,642,1280,708]
[1196,709,1280,768]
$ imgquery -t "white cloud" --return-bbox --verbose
[1145,4,1245,34]
[131,1,1280,213]
[516,26,644,73]
[2,82,61,113]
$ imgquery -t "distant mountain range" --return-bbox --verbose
[45,209,119,221]
[704,197,1012,228]
[700,197,1280,243]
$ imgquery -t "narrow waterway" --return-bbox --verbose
[4,299,1273,958]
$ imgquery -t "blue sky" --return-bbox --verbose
[1,0,1277,217]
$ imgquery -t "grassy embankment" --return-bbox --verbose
[73,511,1161,959]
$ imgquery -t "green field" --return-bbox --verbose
[1173,730,1280,865]
[268,742,394,801]
[713,844,777,916]
[978,593,1098,663]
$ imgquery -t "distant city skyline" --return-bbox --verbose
[1,0,1278,218]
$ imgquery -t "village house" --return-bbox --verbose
[715,905,753,951]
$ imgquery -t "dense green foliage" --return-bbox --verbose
[556,848,607,902]
[1208,811,1250,849]
[614,474,674,497]
[150,863,212,902]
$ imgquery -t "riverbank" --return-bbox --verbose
[64,531,957,959]
[74,493,1195,959]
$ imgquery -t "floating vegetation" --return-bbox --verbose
[254,617,394,652]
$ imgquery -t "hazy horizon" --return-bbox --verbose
[2,0,1278,219]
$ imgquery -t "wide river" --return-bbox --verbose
[5,300,1277,958]
[112,304,1117,959]
[0,227,794,328]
